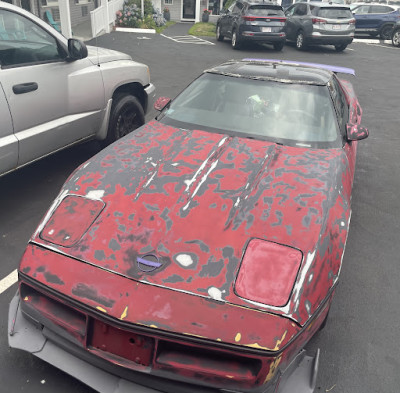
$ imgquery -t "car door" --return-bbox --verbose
[227,2,244,37]
[284,4,298,39]
[0,81,17,175]
[353,4,371,30]
[0,7,104,168]
[219,3,235,35]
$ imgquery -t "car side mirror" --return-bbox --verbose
[154,97,171,111]
[67,38,88,61]
[346,123,369,141]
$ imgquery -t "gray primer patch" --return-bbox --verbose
[157,242,170,255]
[95,250,106,261]
[109,238,121,251]
[199,257,224,278]
[185,239,210,253]
[160,208,173,232]
[163,274,185,284]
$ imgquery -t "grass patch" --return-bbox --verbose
[156,21,176,34]
[188,22,216,37]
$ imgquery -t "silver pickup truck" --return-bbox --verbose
[0,2,155,177]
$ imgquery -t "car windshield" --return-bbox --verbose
[248,5,285,16]
[159,73,341,149]
[313,7,353,18]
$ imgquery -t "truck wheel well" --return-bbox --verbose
[112,83,146,113]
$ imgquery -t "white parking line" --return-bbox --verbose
[0,269,18,295]
[161,34,215,45]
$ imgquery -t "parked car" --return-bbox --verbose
[0,2,155,178]
[285,2,355,50]
[216,1,287,50]
[351,3,400,39]
[391,19,400,44]
[9,59,368,393]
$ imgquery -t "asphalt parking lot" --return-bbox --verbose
[1,25,399,393]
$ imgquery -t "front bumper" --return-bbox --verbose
[144,83,156,114]
[8,292,319,393]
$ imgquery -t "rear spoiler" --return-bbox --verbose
[242,58,355,76]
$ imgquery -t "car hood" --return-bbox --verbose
[86,45,132,64]
[31,121,350,324]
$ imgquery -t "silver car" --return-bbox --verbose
[0,2,155,177]
[284,2,355,51]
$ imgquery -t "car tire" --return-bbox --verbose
[103,94,145,146]
[334,43,347,52]
[231,28,242,50]
[216,24,224,41]
[296,30,306,50]
[392,29,400,47]
[273,42,284,51]
[380,24,393,40]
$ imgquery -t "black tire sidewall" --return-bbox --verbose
[105,94,145,146]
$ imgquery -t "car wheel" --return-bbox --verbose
[392,28,400,47]
[380,24,393,40]
[231,29,242,50]
[216,24,224,41]
[296,30,306,50]
[334,43,347,52]
[103,94,145,146]
[273,42,284,51]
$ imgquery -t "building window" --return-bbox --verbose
[164,0,173,5]
[82,5,88,16]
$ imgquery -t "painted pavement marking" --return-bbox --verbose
[0,269,18,295]
[161,34,215,45]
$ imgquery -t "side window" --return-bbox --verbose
[295,4,307,16]
[328,77,349,139]
[232,2,244,14]
[285,5,296,16]
[354,5,370,14]
[0,9,63,68]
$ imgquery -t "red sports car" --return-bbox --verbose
[8,59,368,393]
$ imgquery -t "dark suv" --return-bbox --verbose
[284,2,355,51]
[216,1,286,50]
[352,3,400,40]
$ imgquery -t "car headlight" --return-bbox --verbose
[40,195,105,247]
[235,239,302,307]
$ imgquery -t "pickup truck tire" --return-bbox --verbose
[380,24,393,40]
[104,94,145,146]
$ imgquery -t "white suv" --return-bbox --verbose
[0,2,155,177]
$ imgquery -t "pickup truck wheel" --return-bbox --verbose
[380,24,393,40]
[104,94,145,146]
[392,29,400,47]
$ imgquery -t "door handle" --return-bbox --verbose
[12,82,38,95]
